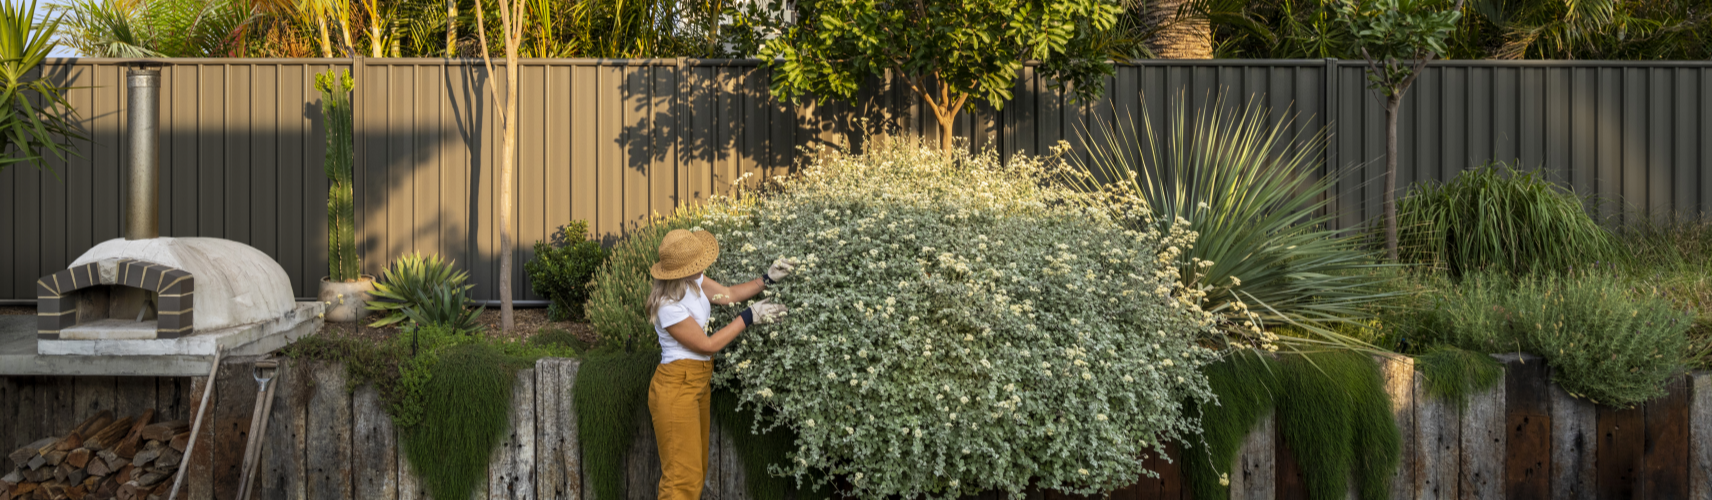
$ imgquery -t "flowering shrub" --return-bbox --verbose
[699,138,1223,498]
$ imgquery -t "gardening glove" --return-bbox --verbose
[738,299,789,326]
[762,258,799,285]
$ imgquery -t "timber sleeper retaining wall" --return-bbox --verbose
[2,355,1710,500]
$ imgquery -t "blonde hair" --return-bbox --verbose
[645,275,702,326]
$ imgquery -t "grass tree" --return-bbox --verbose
[753,0,1123,150]
[474,0,524,330]
[1336,0,1462,261]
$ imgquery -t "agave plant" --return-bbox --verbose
[1078,93,1398,350]
[0,0,85,177]
[401,281,485,334]
[366,252,474,328]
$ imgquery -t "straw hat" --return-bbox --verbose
[650,229,720,280]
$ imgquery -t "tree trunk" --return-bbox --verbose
[1142,0,1212,59]
[1383,95,1401,261]
[935,112,955,151]
[499,49,519,331]
[316,17,333,58]
[446,0,458,57]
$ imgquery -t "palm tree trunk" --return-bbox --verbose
[446,0,458,57]
[317,16,333,57]
[1142,0,1211,59]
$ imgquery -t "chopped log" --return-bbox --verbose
[68,469,86,487]
[42,448,68,469]
[85,419,134,451]
[26,455,46,471]
[149,449,179,469]
[2,470,22,484]
[51,434,83,453]
[53,463,71,482]
[13,484,38,498]
[71,411,114,439]
[63,485,85,500]
[65,449,91,469]
[111,410,155,460]
[136,422,186,445]
[112,484,137,500]
[128,448,159,469]
[84,459,110,478]
[93,477,119,499]
[21,467,52,484]
[165,434,185,454]
[130,473,166,489]
[11,438,56,469]
[39,483,65,500]
[112,466,131,486]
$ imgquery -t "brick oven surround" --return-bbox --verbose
[37,259,194,339]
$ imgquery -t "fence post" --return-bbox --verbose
[1323,58,1340,228]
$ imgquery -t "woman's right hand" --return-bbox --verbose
[738,299,789,326]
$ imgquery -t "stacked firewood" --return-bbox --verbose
[1,410,190,500]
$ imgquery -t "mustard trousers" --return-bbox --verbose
[648,359,713,500]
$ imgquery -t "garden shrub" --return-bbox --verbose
[1182,350,1399,500]
[701,138,1222,498]
[366,252,475,328]
[1397,271,1692,407]
[1080,96,1395,349]
[1396,162,1619,278]
[527,220,610,321]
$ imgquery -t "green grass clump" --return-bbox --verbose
[1184,350,1399,500]
[1413,346,1502,408]
[1396,162,1619,278]
[400,342,531,500]
[574,345,662,500]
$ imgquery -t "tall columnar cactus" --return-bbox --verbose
[316,69,360,282]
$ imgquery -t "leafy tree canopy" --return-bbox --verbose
[747,0,1123,149]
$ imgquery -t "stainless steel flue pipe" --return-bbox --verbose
[125,68,160,240]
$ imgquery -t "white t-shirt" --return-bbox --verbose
[655,276,713,364]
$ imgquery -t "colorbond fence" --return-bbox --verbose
[2,59,1709,302]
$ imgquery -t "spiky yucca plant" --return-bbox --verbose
[367,252,474,328]
[1079,93,1397,350]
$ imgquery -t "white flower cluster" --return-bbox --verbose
[699,138,1222,499]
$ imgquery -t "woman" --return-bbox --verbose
[646,228,792,500]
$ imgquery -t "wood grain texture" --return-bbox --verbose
[1377,356,1415,500]
[73,377,117,428]
[537,359,582,500]
[1227,412,1273,500]
[397,428,427,500]
[626,402,661,500]
[185,375,215,500]
[1499,354,1550,500]
[1457,363,1504,500]
[717,415,746,500]
[1414,374,1458,500]
[213,357,258,500]
[1642,375,1691,500]
[306,361,352,500]
[1273,434,1307,500]
[1692,372,1711,500]
[490,368,536,500]
[353,384,397,500]
[259,360,305,500]
[1549,382,1598,500]
[1597,403,1645,499]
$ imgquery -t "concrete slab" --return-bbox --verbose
[61,318,159,340]
[0,302,324,376]
[37,301,323,357]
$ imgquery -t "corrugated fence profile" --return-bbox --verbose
[1,58,1709,303]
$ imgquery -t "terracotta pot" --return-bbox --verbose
[318,275,375,323]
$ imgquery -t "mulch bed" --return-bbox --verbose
[318,306,598,346]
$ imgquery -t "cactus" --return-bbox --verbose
[316,70,360,282]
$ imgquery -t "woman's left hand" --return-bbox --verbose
[763,258,799,284]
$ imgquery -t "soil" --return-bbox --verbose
[0,306,32,315]
[317,306,598,345]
